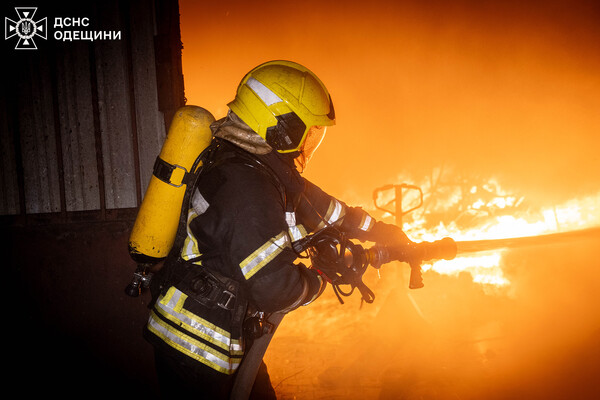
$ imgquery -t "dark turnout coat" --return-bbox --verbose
[144,137,401,397]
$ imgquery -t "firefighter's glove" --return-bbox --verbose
[370,222,411,246]
[370,222,413,262]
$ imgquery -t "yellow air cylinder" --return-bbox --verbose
[128,105,215,264]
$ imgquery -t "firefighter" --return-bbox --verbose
[143,60,410,398]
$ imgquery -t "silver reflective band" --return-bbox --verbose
[181,209,202,264]
[247,77,282,106]
[327,199,343,224]
[147,314,240,374]
[288,225,305,242]
[360,214,373,231]
[317,199,346,230]
[156,288,241,352]
[240,232,290,279]
[192,189,210,215]
[285,211,296,227]
[286,211,306,241]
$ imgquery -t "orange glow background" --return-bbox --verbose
[179,0,600,398]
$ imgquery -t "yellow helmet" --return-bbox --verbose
[228,60,335,156]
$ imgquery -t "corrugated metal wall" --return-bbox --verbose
[0,0,185,223]
[1,2,185,390]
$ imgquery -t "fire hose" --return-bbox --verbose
[294,225,600,303]
[454,226,600,254]
[232,226,600,399]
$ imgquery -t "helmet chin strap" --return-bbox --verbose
[275,150,304,172]
[293,150,310,173]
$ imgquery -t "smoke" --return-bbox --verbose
[180,0,600,205]
[179,0,600,398]
[265,236,600,399]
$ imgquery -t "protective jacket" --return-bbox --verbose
[144,114,402,396]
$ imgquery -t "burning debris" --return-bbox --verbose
[371,168,600,291]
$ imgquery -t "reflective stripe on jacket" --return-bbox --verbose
[145,139,383,375]
[147,287,243,375]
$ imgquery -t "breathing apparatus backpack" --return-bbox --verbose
[125,106,215,296]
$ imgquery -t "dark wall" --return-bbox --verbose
[1,0,185,395]
[3,221,159,395]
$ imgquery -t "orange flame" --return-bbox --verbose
[376,174,600,288]
[368,173,600,291]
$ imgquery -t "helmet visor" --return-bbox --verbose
[294,126,327,172]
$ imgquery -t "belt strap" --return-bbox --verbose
[181,266,249,339]
[185,268,238,310]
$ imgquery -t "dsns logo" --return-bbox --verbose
[5,7,47,50]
